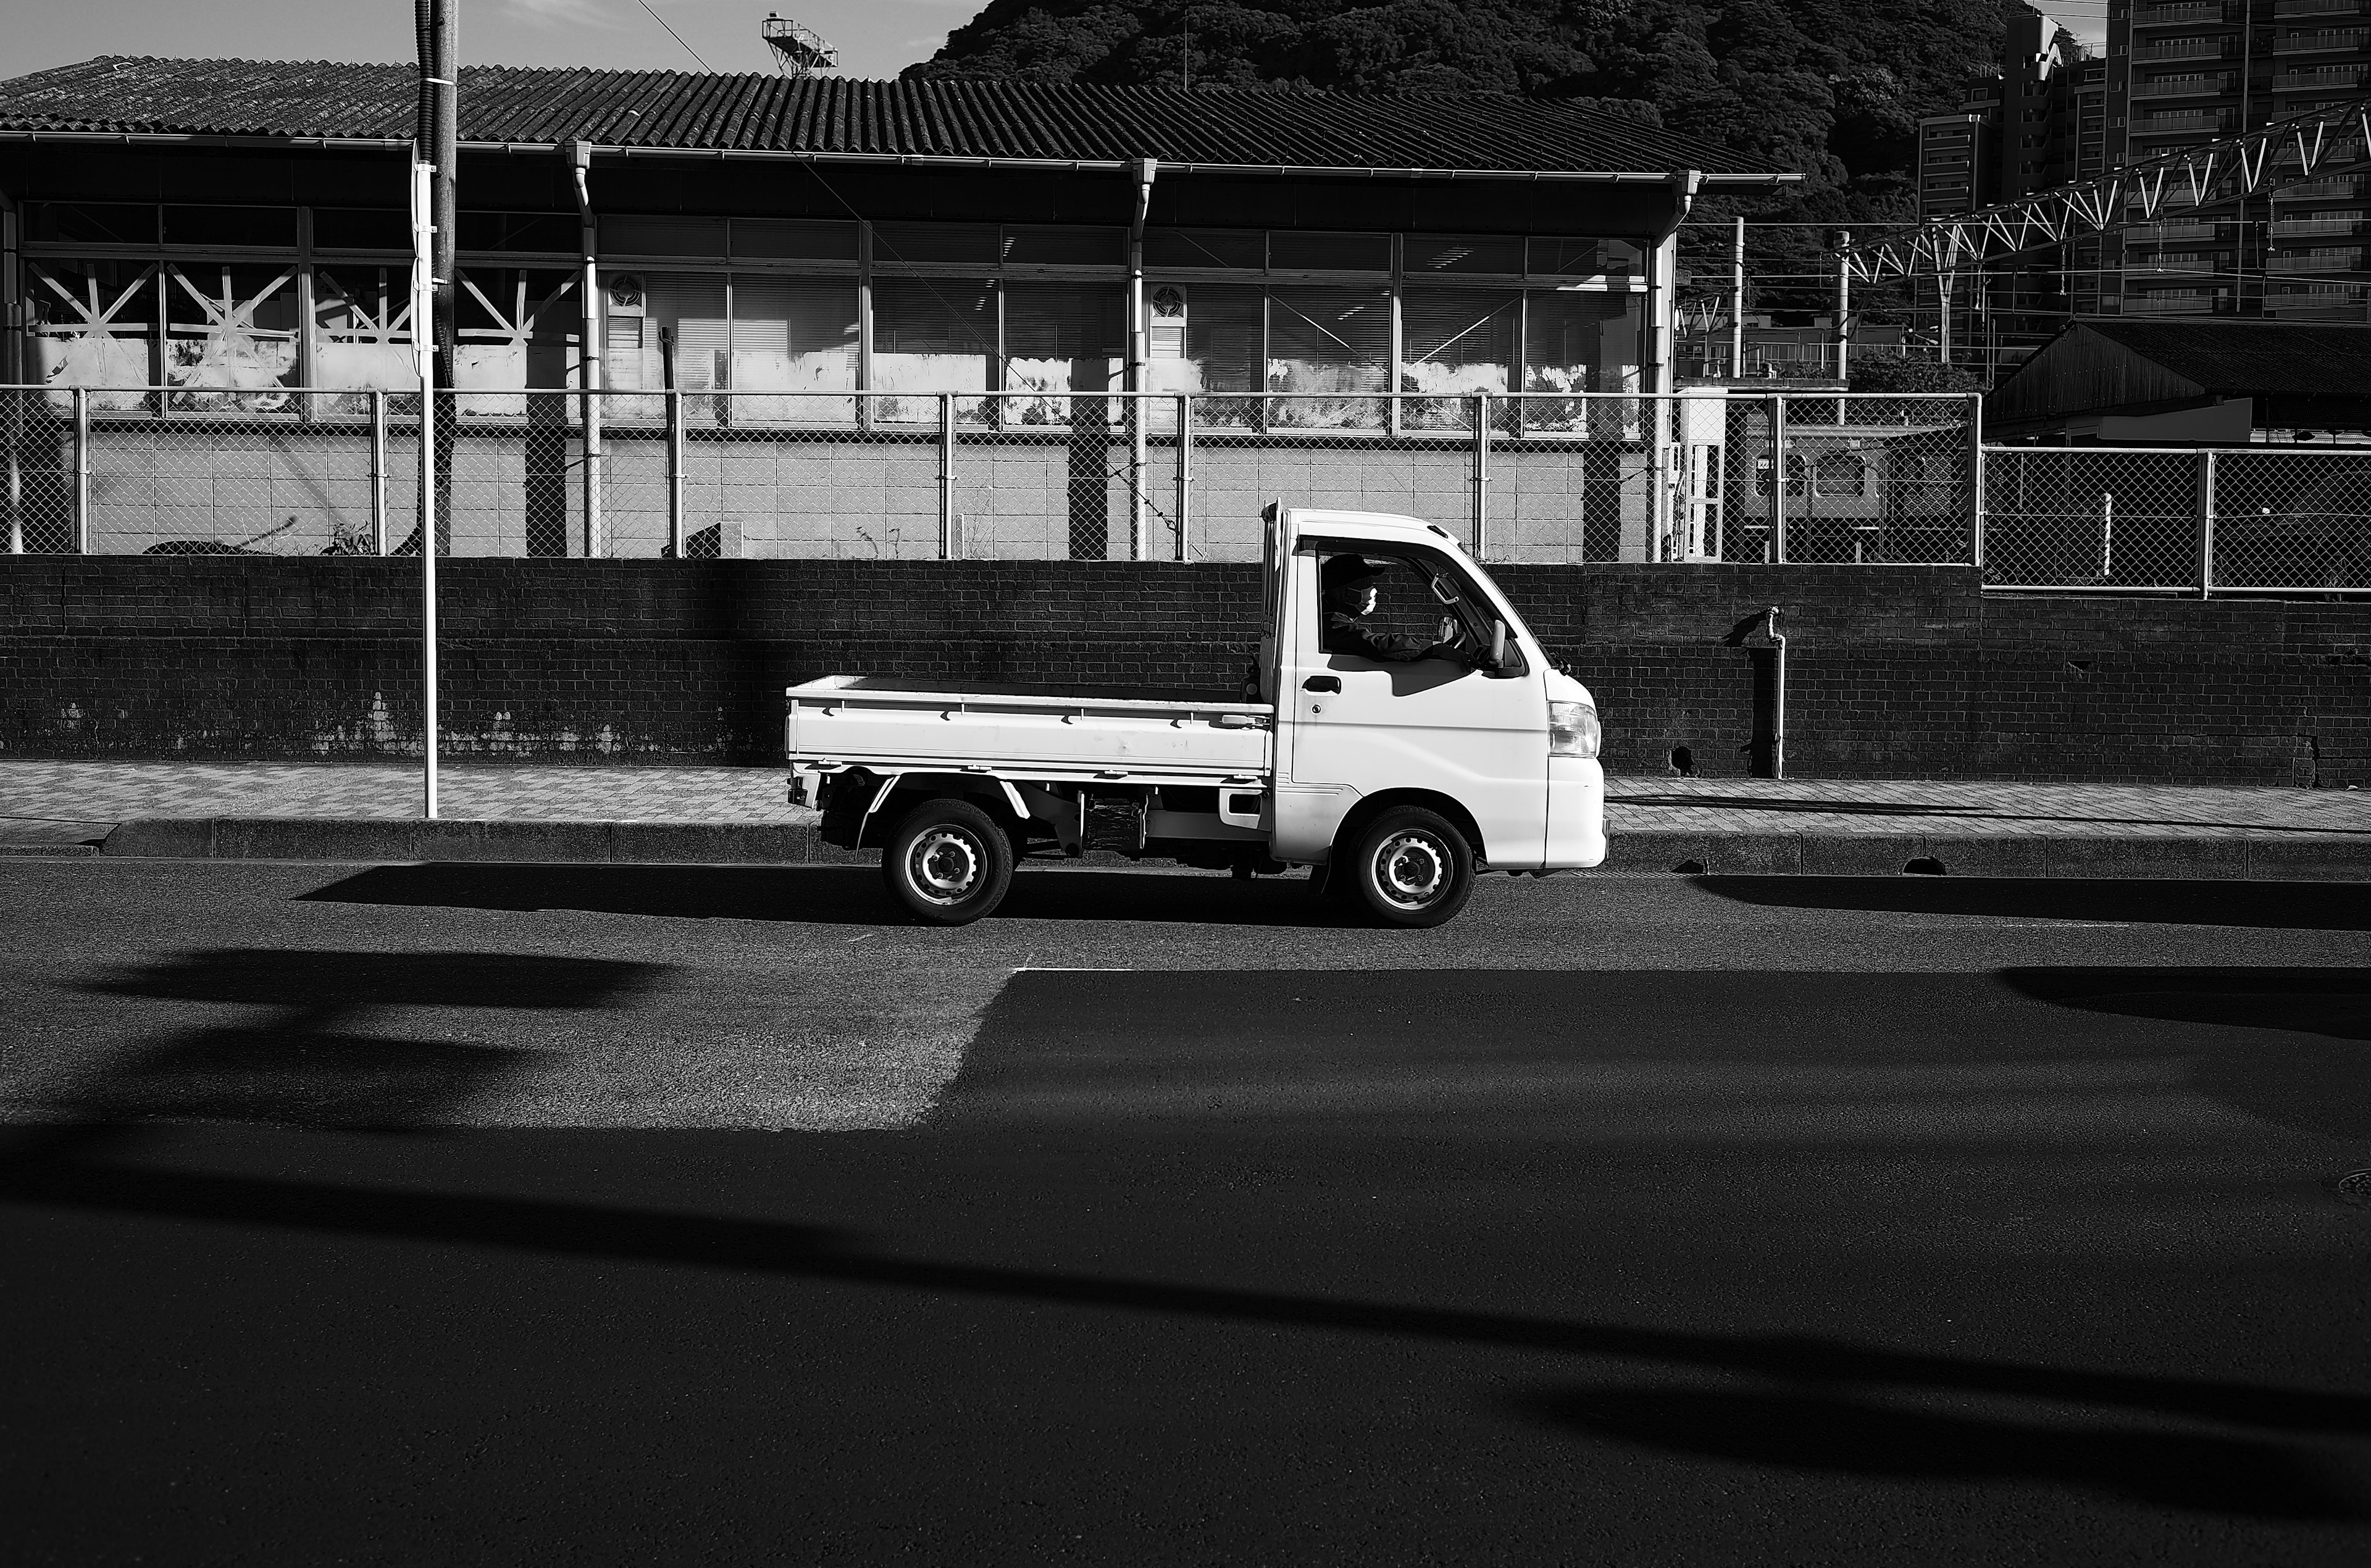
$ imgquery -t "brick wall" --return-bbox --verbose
[2,557,2365,783]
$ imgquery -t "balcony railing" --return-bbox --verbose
[2273,68,2371,89]
[2135,75,2238,97]
[2137,39,2240,59]
[2268,247,2367,269]
[2120,290,2224,313]
[2272,27,2369,49]
[2138,109,2239,131]
[2275,177,2364,198]
[2137,1,2236,22]
[2275,0,2367,16]
[2272,215,2368,236]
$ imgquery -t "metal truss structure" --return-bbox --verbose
[1843,91,2371,283]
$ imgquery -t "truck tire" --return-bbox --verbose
[1341,806,1474,928]
[882,798,1014,925]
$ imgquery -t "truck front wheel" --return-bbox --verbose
[882,798,1014,925]
[1342,807,1474,928]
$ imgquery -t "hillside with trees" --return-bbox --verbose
[906,0,2021,311]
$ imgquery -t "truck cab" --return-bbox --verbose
[787,506,1605,927]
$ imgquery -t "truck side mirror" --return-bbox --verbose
[1487,620,1527,678]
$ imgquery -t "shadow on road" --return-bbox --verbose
[33,950,669,1132]
[1508,1383,2365,1519]
[0,1141,2363,1524]
[299,862,1355,928]
[2004,967,2371,1138]
[1700,876,2371,930]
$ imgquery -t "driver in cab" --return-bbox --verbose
[1321,554,1466,664]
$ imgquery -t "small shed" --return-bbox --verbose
[1984,319,2371,445]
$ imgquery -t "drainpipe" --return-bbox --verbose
[568,141,603,559]
[1127,156,1158,561]
[1765,605,1786,780]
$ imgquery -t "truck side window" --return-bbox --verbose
[1313,546,1496,665]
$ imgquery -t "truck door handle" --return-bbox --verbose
[1302,676,1340,693]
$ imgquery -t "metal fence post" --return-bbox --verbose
[940,391,956,559]
[666,389,685,559]
[72,386,90,554]
[7,390,24,555]
[584,382,604,560]
[1472,390,1490,560]
[1129,390,1148,561]
[1967,390,1984,572]
[369,390,388,555]
[1768,393,1787,564]
[2197,448,2218,598]
[1175,392,1191,562]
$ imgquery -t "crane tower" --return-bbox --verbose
[762,13,838,77]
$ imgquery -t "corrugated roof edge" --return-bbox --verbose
[0,56,1797,181]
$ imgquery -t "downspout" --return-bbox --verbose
[1127,156,1158,561]
[1647,170,1702,561]
[1765,605,1786,780]
[569,140,603,559]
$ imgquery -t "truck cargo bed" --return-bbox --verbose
[785,675,1274,782]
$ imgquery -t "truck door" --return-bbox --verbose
[1281,540,1547,868]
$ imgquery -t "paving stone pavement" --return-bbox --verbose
[2,761,2367,847]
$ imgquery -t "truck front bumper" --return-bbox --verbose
[1545,756,1607,870]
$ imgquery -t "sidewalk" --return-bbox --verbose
[2,761,2367,877]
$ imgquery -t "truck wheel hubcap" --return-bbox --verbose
[911,828,982,903]
[1374,832,1447,907]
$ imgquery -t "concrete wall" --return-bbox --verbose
[9,413,1657,564]
[2,557,2364,784]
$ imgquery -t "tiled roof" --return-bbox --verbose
[0,57,1787,179]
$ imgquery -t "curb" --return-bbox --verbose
[1603,830,2371,880]
[100,818,867,866]
[82,817,2371,880]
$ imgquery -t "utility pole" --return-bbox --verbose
[1728,215,1746,379]
[414,0,458,817]
[1833,228,1851,386]
[432,0,458,532]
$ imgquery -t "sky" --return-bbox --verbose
[3,0,969,83]
[6,1,2111,88]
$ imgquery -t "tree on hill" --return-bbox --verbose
[908,0,2021,314]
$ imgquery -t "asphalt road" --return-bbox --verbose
[3,858,2369,1564]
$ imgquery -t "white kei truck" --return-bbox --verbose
[785,505,1606,928]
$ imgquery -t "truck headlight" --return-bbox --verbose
[1549,699,1599,759]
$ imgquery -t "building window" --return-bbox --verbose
[1266,285,1390,427]
[312,264,416,409]
[450,267,581,415]
[1000,280,1126,421]
[163,262,301,409]
[24,258,157,405]
[728,275,859,419]
[1400,288,1518,427]
[870,275,996,422]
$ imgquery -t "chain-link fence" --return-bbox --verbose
[1982,444,2371,593]
[4,386,1983,565]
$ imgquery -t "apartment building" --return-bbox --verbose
[2109,0,2371,319]
[1915,10,2109,359]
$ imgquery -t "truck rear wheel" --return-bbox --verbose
[1342,807,1474,928]
[882,798,1013,925]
